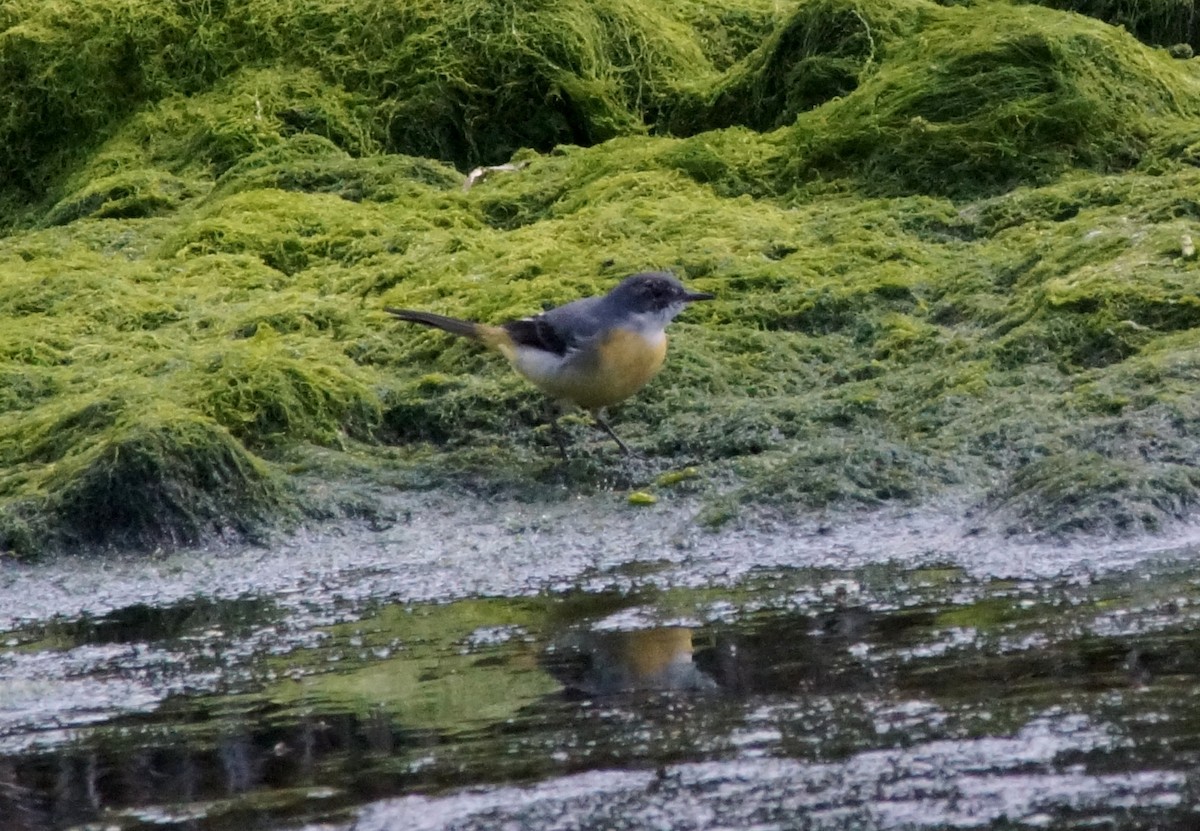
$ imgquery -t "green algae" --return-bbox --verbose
[0,0,781,223]
[187,325,381,450]
[681,0,928,133]
[0,0,190,201]
[782,2,1200,197]
[43,169,199,226]
[0,399,285,556]
[5,0,1200,555]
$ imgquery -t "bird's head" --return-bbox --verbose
[607,272,714,324]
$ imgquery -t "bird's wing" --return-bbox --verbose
[501,296,606,356]
[501,315,572,356]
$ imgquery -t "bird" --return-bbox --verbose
[385,271,714,454]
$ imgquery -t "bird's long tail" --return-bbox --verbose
[385,308,481,340]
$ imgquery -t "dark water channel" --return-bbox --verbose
[3,559,1200,830]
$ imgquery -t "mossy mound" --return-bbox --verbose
[209,135,463,202]
[678,0,930,133]
[0,0,784,223]
[783,2,1200,196]
[188,325,382,449]
[48,411,284,549]
[29,67,384,224]
[984,333,1200,535]
[43,169,198,226]
[0,194,388,555]
[0,400,285,556]
[0,0,190,199]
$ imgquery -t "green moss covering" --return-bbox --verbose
[43,169,199,226]
[6,0,1200,556]
[0,397,285,555]
[676,0,929,133]
[0,0,189,199]
[782,2,1200,196]
[187,325,381,449]
[0,0,784,225]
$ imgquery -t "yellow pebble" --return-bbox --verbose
[655,467,700,487]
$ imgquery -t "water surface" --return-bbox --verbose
[4,537,1200,830]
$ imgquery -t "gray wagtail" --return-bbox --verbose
[385,271,713,454]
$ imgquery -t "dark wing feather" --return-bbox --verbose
[502,315,572,356]
[500,294,609,356]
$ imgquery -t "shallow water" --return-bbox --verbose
[3,496,1200,830]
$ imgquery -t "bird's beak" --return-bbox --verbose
[684,290,715,302]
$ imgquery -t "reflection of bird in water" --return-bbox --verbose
[550,627,718,696]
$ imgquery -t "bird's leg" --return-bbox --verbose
[591,409,632,455]
[543,399,572,460]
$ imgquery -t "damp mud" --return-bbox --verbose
[3,492,1200,830]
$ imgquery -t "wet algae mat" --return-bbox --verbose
[4,557,1200,829]
[5,0,1200,554]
